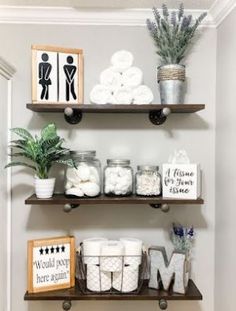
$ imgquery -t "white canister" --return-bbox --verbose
[34,177,55,199]
[83,237,107,265]
[65,151,101,197]
[100,240,124,272]
[135,165,161,196]
[104,159,133,196]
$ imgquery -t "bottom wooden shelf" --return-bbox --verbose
[24,280,202,301]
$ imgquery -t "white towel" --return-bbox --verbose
[111,50,134,72]
[113,87,133,105]
[122,67,143,88]
[100,67,122,91]
[90,84,115,105]
[132,85,154,105]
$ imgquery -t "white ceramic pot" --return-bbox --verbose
[34,177,55,199]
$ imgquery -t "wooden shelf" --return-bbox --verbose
[27,103,205,113]
[25,193,204,206]
[24,280,202,301]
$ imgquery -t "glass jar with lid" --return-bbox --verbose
[104,159,133,196]
[65,151,101,197]
[135,165,161,196]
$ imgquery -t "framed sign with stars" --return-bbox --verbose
[27,236,75,293]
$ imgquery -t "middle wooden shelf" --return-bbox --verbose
[25,193,204,206]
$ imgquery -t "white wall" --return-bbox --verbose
[215,7,236,311]
[0,24,216,311]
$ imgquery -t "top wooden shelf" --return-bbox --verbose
[27,104,205,125]
[27,103,205,113]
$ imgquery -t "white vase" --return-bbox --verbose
[34,177,55,199]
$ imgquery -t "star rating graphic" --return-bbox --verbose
[39,245,66,255]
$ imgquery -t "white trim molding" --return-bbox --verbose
[0,6,214,27]
[0,57,15,311]
[0,57,16,80]
[0,3,235,27]
[209,0,236,27]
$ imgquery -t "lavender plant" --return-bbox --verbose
[146,3,207,65]
[170,223,195,254]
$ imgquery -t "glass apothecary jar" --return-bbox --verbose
[104,159,133,196]
[65,151,101,197]
[135,165,161,196]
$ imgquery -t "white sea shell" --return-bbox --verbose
[65,187,84,197]
[65,181,73,190]
[89,166,100,184]
[80,182,100,197]
[66,168,79,184]
[76,165,91,181]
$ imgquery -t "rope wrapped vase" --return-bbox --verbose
[157,64,186,105]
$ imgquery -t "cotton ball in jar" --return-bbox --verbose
[105,166,132,195]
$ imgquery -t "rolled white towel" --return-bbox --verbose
[122,67,143,88]
[111,50,134,72]
[132,85,154,105]
[90,84,115,105]
[113,87,133,105]
[100,67,122,91]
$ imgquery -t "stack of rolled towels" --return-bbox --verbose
[90,50,154,105]
[82,237,143,292]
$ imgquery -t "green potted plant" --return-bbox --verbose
[146,3,207,105]
[5,123,74,199]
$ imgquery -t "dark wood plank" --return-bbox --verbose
[25,193,204,205]
[26,103,205,113]
[24,280,202,301]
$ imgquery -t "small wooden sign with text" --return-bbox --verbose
[162,164,201,199]
[27,236,75,293]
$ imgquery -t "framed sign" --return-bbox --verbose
[162,164,201,199]
[32,45,83,104]
[27,236,75,293]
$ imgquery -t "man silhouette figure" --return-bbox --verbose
[38,53,52,100]
[63,55,77,101]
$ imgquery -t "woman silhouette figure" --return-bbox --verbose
[38,53,52,100]
[63,55,77,101]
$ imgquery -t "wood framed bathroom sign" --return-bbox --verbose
[32,45,84,104]
[27,236,75,293]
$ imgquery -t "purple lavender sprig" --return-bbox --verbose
[146,3,207,64]
[171,223,195,254]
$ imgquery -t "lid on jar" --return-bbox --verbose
[137,165,159,171]
[107,159,130,166]
[70,150,96,157]
[70,150,96,156]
